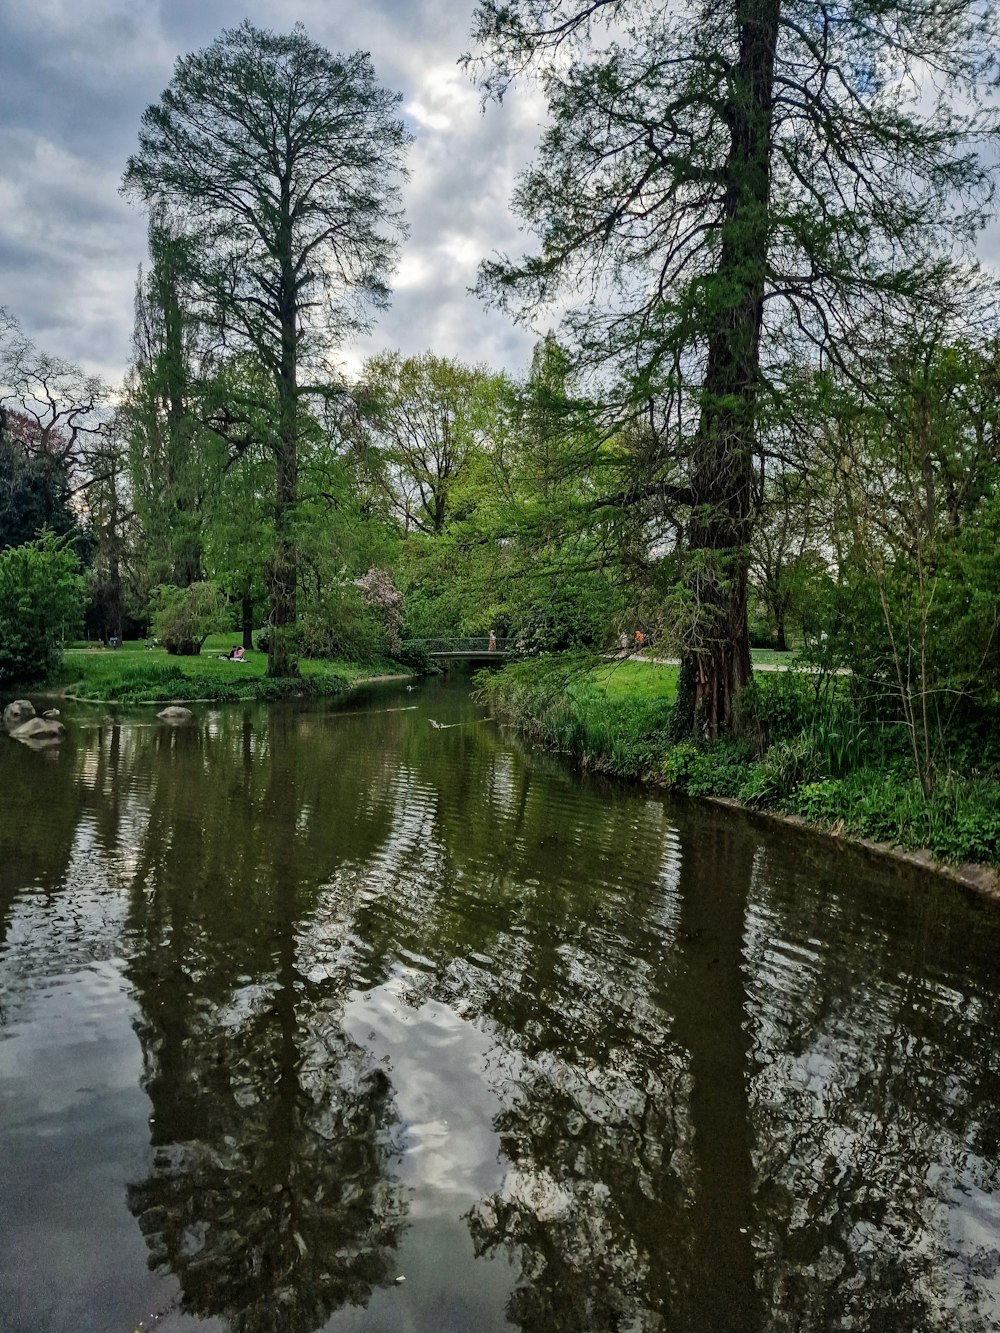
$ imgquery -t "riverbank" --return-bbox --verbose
[38,636,412,705]
[478,655,1000,884]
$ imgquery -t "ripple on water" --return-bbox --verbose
[1,684,1000,1332]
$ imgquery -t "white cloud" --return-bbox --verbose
[405,101,453,131]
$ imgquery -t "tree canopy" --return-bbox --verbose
[467,0,1000,733]
[123,21,410,676]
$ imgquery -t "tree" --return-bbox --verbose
[467,1,1000,735]
[123,21,409,678]
[0,533,84,684]
[750,471,824,652]
[151,581,227,656]
[0,408,79,551]
[0,307,108,501]
[825,329,1000,794]
[364,351,511,535]
[385,338,629,648]
[124,214,216,589]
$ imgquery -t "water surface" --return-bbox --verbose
[1,676,999,1331]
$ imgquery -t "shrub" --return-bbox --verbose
[398,639,439,675]
[355,566,404,655]
[151,582,227,655]
[0,533,84,684]
[297,588,382,662]
[739,736,821,806]
[662,741,698,788]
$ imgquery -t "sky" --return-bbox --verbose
[0,0,544,388]
[2,1,1000,395]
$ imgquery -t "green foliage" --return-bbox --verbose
[123,215,218,589]
[0,418,80,552]
[789,771,1000,866]
[0,533,84,683]
[364,351,514,536]
[479,654,676,778]
[151,582,227,655]
[510,576,619,655]
[484,653,1000,868]
[398,640,439,676]
[390,336,627,657]
[296,588,384,664]
[60,658,351,705]
[124,21,410,678]
[738,738,821,808]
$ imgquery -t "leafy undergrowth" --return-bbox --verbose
[479,655,1000,870]
[478,654,678,777]
[52,637,406,704]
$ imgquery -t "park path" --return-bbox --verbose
[618,653,848,674]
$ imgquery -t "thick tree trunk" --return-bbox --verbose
[775,611,787,653]
[679,0,780,737]
[241,589,254,652]
[266,202,300,680]
[266,440,298,677]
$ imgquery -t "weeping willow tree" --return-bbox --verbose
[467,0,1000,734]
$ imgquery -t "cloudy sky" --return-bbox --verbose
[2,1,1000,394]
[0,0,545,388]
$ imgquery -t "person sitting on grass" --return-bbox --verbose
[222,645,246,661]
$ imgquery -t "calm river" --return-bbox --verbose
[1,675,999,1332]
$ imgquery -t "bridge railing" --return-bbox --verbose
[403,637,512,655]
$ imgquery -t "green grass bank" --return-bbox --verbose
[49,636,410,705]
[478,654,1000,873]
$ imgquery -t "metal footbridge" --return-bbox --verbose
[404,637,512,662]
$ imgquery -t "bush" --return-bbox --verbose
[355,566,404,655]
[297,590,383,662]
[0,533,83,684]
[151,582,227,655]
[739,736,821,806]
[398,639,439,675]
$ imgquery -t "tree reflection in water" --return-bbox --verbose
[458,804,761,1331]
[122,707,409,1330]
[3,682,998,1331]
[456,800,1000,1333]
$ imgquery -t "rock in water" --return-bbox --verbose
[3,699,35,730]
[157,705,194,723]
[9,716,65,744]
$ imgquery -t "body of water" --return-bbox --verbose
[1,676,999,1331]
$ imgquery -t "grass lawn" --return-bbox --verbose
[590,651,800,701]
[750,647,800,667]
[55,635,407,703]
[592,660,679,701]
